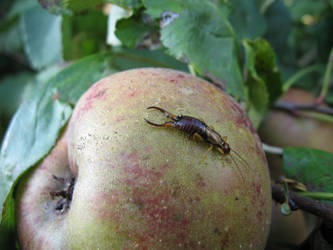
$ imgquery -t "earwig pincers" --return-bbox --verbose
[144,106,250,179]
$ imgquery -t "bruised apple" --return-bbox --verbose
[16,68,271,249]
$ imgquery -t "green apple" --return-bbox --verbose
[16,68,271,249]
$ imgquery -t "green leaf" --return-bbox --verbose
[0,185,17,249]
[289,1,326,21]
[63,0,105,12]
[8,0,37,18]
[229,0,266,40]
[263,0,293,78]
[283,147,333,193]
[0,72,34,117]
[38,0,71,15]
[20,4,63,69]
[61,0,142,13]
[0,17,22,53]
[115,15,154,48]
[62,10,108,60]
[0,54,113,216]
[143,0,184,18]
[110,47,188,72]
[144,0,245,100]
[243,38,282,127]
[108,0,142,10]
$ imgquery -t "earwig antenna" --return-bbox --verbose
[229,154,245,183]
[231,149,251,172]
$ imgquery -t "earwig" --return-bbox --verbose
[144,106,250,180]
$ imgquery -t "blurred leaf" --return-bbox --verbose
[263,0,293,79]
[108,0,142,10]
[115,15,154,48]
[110,47,188,72]
[20,4,63,69]
[144,0,246,100]
[288,0,326,21]
[62,10,108,60]
[243,38,282,127]
[0,54,113,216]
[0,185,17,249]
[143,0,184,18]
[283,147,333,193]
[8,0,37,18]
[0,72,34,117]
[61,0,142,13]
[38,0,71,15]
[0,17,22,53]
[63,0,105,12]
[229,0,267,40]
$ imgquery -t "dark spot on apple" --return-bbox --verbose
[195,173,206,188]
[50,175,75,215]
[235,197,239,201]
[214,227,221,235]
[134,202,144,210]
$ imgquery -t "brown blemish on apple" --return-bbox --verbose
[177,73,185,79]
[195,173,206,188]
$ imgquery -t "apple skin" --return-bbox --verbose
[259,88,333,249]
[16,68,271,249]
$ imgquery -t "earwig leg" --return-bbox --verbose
[193,132,204,141]
[200,145,213,164]
[222,136,228,142]
[147,106,178,121]
[217,147,224,156]
[144,118,175,128]
[217,148,226,168]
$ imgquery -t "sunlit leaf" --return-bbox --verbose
[144,0,246,100]
[20,4,63,69]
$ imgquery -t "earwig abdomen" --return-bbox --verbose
[174,116,208,140]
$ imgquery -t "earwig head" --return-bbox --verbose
[219,141,230,154]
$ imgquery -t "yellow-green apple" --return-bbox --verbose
[16,68,271,249]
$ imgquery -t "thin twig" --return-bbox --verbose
[262,143,283,155]
[274,101,333,116]
[272,184,333,224]
[283,64,323,92]
[318,47,333,104]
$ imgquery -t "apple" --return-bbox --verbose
[259,88,333,249]
[16,68,271,249]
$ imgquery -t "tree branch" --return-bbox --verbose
[274,101,333,116]
[271,184,333,224]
